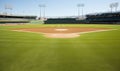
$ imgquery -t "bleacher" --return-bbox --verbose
[0,14,37,23]
[44,18,85,24]
[86,12,120,24]
[45,12,120,24]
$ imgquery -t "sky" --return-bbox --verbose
[0,0,120,17]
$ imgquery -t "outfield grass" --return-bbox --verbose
[0,24,120,71]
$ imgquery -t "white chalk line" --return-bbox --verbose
[12,30,42,34]
[79,29,117,34]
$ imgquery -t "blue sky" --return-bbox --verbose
[0,0,120,17]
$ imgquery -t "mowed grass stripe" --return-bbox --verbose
[63,38,115,71]
[0,24,120,71]
[0,30,57,71]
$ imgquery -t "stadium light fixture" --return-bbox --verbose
[39,4,46,20]
[39,4,42,19]
[110,3,113,12]
[5,4,12,10]
[77,4,81,17]
[77,3,84,19]
[43,5,46,20]
[114,2,119,12]
[5,4,13,15]
[110,2,119,12]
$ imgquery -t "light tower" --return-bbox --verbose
[109,2,119,12]
[43,5,46,20]
[5,4,13,15]
[77,4,81,17]
[77,3,84,18]
[109,3,113,12]
[39,4,46,20]
[114,2,119,12]
[39,4,42,19]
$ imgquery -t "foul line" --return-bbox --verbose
[79,29,117,34]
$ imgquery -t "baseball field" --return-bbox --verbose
[0,24,120,71]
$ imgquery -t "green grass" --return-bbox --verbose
[0,24,120,71]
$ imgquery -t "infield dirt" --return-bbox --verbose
[12,27,111,38]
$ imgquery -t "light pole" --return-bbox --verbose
[81,4,84,18]
[39,4,46,20]
[77,4,80,17]
[110,2,119,12]
[77,4,84,18]
[114,2,119,12]
[110,4,113,12]
[43,5,46,20]
[39,4,42,19]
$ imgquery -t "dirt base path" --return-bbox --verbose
[12,27,112,38]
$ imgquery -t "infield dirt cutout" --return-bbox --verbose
[12,27,113,38]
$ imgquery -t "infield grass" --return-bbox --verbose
[0,24,120,71]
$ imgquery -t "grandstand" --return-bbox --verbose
[86,12,120,24]
[44,18,85,24]
[45,12,120,24]
[0,14,37,23]
[1,12,120,24]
